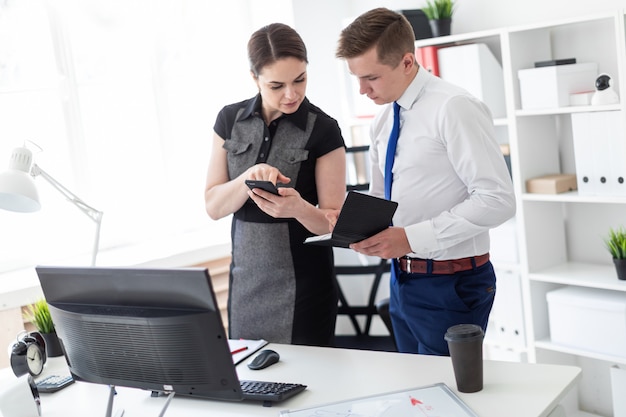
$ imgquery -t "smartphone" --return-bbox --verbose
[245,180,280,195]
[36,374,75,393]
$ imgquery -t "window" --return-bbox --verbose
[0,0,293,272]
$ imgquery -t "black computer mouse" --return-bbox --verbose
[247,349,280,370]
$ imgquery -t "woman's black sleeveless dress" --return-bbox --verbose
[213,95,344,346]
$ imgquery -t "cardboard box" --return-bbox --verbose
[526,174,577,194]
[547,286,626,357]
[518,62,598,109]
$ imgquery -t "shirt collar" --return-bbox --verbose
[396,65,431,111]
[237,94,310,131]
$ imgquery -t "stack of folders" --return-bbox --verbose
[571,111,626,197]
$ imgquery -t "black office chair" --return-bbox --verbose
[333,146,397,352]
[375,297,395,343]
[345,145,370,192]
[334,254,397,351]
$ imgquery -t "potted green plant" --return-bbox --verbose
[605,226,626,280]
[24,299,64,357]
[422,0,456,37]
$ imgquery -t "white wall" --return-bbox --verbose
[292,0,626,134]
[451,0,625,33]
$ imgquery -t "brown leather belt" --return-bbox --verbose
[397,253,490,274]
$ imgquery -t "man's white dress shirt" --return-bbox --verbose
[369,67,516,260]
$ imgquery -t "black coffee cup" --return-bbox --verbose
[444,324,484,393]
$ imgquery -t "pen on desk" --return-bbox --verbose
[231,346,248,355]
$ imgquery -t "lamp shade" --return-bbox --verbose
[0,147,41,213]
[0,375,41,417]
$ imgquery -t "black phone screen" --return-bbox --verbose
[245,180,280,195]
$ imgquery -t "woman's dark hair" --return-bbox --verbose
[336,8,415,68]
[248,23,308,77]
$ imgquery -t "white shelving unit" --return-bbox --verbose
[411,9,626,417]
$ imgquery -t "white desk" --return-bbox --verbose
[0,344,580,417]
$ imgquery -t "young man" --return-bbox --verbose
[336,8,516,355]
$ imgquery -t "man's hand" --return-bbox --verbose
[349,227,411,259]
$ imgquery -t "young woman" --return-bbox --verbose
[204,23,346,346]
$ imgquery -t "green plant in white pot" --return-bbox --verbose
[605,226,626,280]
[422,0,456,37]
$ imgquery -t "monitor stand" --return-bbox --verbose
[105,386,175,417]
[105,386,123,417]
[156,391,175,416]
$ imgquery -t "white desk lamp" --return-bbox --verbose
[0,145,103,266]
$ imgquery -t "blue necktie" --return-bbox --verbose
[384,102,400,200]
[384,102,401,284]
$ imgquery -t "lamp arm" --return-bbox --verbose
[31,164,102,223]
[31,163,103,266]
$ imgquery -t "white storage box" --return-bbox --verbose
[547,286,626,357]
[518,63,597,110]
[438,43,506,118]
[611,366,626,416]
[489,218,518,264]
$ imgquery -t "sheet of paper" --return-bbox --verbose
[228,338,268,365]
[279,383,478,417]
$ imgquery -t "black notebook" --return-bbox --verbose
[304,191,398,248]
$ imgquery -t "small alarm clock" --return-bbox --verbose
[10,331,47,378]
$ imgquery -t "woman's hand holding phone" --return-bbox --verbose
[245,180,280,195]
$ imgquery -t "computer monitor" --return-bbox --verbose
[35,265,244,401]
